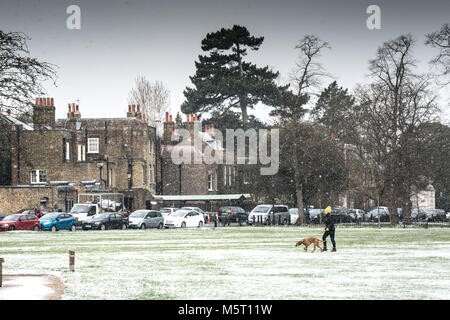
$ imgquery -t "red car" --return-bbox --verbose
[0,214,41,231]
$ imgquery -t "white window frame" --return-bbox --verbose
[223,166,227,186]
[31,169,47,184]
[87,138,99,154]
[208,173,214,191]
[65,142,70,161]
[78,145,86,162]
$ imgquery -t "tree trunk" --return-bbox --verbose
[295,181,304,225]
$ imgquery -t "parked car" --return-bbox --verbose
[307,208,324,224]
[164,209,204,228]
[0,213,5,221]
[329,206,352,223]
[216,206,248,225]
[410,209,427,221]
[82,212,129,230]
[69,203,99,226]
[447,212,450,221]
[424,209,447,222]
[39,212,77,232]
[348,209,367,222]
[367,207,390,222]
[247,205,290,225]
[128,210,165,229]
[288,208,299,224]
[20,209,48,218]
[180,207,208,223]
[0,214,41,231]
[159,207,178,217]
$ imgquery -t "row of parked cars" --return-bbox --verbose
[1,204,449,232]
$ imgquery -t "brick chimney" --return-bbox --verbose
[33,97,55,129]
[135,104,142,120]
[163,112,175,143]
[67,103,81,119]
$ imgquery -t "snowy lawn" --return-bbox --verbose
[1,226,449,299]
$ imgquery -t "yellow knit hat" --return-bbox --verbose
[325,206,332,214]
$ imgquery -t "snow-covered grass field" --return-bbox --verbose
[1,226,449,300]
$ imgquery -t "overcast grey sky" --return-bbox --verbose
[0,0,449,122]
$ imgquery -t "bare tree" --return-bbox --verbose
[355,34,439,224]
[271,35,332,225]
[425,23,450,85]
[0,30,57,115]
[128,76,170,126]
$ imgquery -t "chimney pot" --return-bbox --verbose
[186,114,189,122]
[35,98,39,106]
[50,98,54,106]
[47,98,50,106]
[128,105,131,113]
[7,109,11,116]
[76,105,79,112]
[137,105,140,112]
[132,105,135,112]
[169,114,173,122]
[165,112,169,122]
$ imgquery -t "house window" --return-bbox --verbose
[78,145,86,161]
[243,171,249,185]
[65,142,70,161]
[223,166,227,186]
[87,138,99,153]
[208,173,214,191]
[31,170,47,184]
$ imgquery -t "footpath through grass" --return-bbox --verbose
[1,226,449,299]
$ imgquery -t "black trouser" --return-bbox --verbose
[322,230,336,247]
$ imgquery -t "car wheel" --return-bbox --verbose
[158,222,163,229]
[70,225,76,232]
[181,222,186,228]
[122,224,127,230]
[100,224,106,231]
[8,226,15,231]
[140,224,146,230]
[51,225,57,232]
[33,225,40,231]
[198,221,203,228]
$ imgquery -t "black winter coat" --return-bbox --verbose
[323,214,335,231]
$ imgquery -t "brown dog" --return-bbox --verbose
[295,238,323,252]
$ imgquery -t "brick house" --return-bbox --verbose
[0,98,157,213]
[158,112,252,210]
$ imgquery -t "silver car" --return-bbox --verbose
[128,210,165,229]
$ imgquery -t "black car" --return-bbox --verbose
[330,206,352,223]
[217,206,248,225]
[82,212,128,230]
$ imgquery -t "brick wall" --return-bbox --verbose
[0,186,57,214]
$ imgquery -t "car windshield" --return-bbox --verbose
[160,208,173,213]
[309,209,321,215]
[253,205,271,213]
[2,215,20,221]
[40,213,60,220]
[70,204,91,213]
[130,210,148,218]
[289,208,298,214]
[171,211,189,217]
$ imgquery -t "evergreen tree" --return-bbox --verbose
[311,81,357,142]
[181,25,282,123]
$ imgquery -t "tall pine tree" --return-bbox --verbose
[181,25,282,123]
